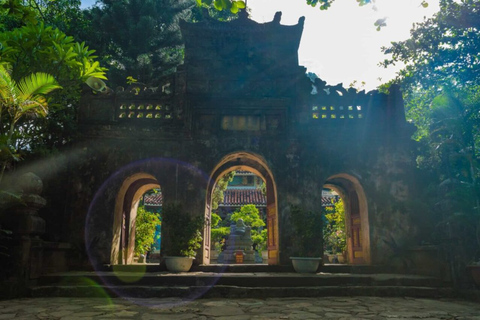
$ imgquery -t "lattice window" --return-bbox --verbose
[117,102,174,120]
[311,104,365,121]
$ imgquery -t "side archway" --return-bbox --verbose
[111,173,160,265]
[323,173,370,265]
[204,152,279,265]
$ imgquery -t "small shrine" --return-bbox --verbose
[218,219,256,264]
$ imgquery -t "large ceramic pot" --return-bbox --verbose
[290,257,322,273]
[165,256,194,273]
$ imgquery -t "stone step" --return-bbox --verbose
[30,284,454,299]
[106,263,400,274]
[36,271,444,288]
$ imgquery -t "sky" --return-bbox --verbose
[80,0,440,90]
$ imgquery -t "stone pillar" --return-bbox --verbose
[1,172,46,285]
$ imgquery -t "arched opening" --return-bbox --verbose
[323,174,370,265]
[111,173,161,265]
[322,188,347,264]
[204,152,279,265]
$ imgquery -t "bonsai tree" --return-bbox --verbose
[290,205,324,257]
[162,203,205,258]
[230,204,267,252]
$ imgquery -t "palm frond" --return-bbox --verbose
[0,65,17,107]
[16,72,62,101]
[17,100,48,120]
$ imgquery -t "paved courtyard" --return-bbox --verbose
[0,296,479,319]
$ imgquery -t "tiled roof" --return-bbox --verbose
[220,189,266,207]
[234,170,256,176]
[144,191,337,208]
[144,193,163,207]
[322,195,340,207]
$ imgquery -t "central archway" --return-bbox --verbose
[204,152,279,265]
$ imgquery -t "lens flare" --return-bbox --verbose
[85,157,224,306]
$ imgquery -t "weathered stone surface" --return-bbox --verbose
[1,297,480,319]
[200,306,246,316]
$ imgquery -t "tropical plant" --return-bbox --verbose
[162,203,205,257]
[0,64,61,182]
[134,205,161,256]
[290,205,323,257]
[0,22,106,155]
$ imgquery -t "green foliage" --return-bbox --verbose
[201,0,428,14]
[290,205,323,257]
[211,212,221,228]
[81,0,190,87]
[381,0,480,266]
[0,0,38,29]
[0,0,84,32]
[381,0,480,90]
[0,22,106,157]
[230,204,265,228]
[0,23,106,82]
[196,0,245,13]
[210,212,227,249]
[212,171,235,210]
[323,200,346,254]
[211,226,229,249]
[162,203,205,257]
[0,64,61,182]
[134,205,161,256]
[252,228,267,251]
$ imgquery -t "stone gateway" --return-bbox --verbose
[70,10,417,268]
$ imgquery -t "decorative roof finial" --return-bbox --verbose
[273,11,282,24]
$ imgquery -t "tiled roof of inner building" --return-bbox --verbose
[144,192,337,208]
[234,170,257,175]
[144,193,163,206]
[220,189,266,207]
[322,195,340,207]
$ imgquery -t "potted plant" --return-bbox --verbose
[289,205,324,273]
[161,203,205,272]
